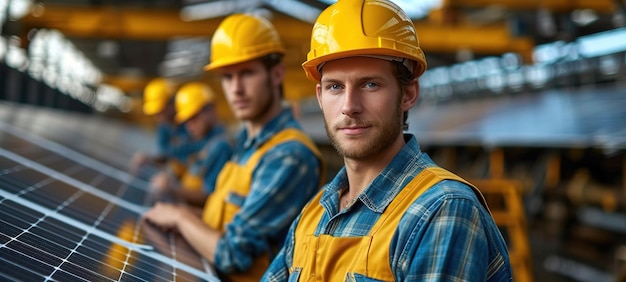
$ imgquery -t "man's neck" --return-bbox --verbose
[244,103,282,139]
[343,135,406,198]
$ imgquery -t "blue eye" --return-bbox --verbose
[328,84,341,91]
[364,82,378,88]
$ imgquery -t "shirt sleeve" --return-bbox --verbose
[213,141,321,273]
[155,123,171,156]
[262,213,300,281]
[398,182,496,281]
[163,136,206,162]
[156,124,206,161]
[201,140,233,194]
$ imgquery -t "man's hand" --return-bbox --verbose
[143,202,185,231]
[131,152,149,173]
[150,172,171,194]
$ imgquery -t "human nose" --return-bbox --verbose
[341,87,362,117]
[228,75,245,96]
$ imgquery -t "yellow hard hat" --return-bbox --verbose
[143,78,173,115]
[174,82,216,124]
[302,0,427,82]
[204,13,285,71]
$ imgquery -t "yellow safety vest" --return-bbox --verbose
[202,128,324,282]
[180,136,229,192]
[180,172,202,191]
[291,167,488,281]
[167,159,187,180]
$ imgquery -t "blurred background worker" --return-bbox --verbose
[149,81,233,207]
[143,13,324,281]
[130,77,197,179]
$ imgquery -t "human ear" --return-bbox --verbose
[315,83,323,110]
[271,63,285,87]
[401,78,419,111]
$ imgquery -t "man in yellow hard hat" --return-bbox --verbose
[148,81,233,207]
[131,77,199,177]
[143,14,325,281]
[264,0,513,281]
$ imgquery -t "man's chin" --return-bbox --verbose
[234,111,256,121]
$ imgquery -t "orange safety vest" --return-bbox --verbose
[202,128,324,282]
[291,167,488,281]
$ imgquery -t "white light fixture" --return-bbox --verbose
[6,36,28,71]
[0,0,7,29]
[318,0,441,19]
[577,27,626,58]
[8,0,32,20]
[571,9,598,27]
[265,0,321,23]
[180,0,263,21]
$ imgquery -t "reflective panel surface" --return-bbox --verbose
[0,104,217,281]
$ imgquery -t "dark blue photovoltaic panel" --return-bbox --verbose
[0,117,217,281]
[0,128,151,205]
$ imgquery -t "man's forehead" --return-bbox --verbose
[320,57,393,79]
[218,59,263,73]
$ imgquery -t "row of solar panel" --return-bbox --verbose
[0,117,217,281]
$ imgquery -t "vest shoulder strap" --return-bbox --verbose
[244,128,325,183]
[297,166,490,237]
[370,166,490,236]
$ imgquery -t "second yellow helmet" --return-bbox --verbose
[143,78,173,115]
[204,13,285,71]
[174,82,216,124]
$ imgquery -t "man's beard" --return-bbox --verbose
[251,82,275,121]
[324,106,403,160]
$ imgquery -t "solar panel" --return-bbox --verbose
[0,115,218,282]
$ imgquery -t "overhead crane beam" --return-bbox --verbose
[443,0,616,13]
[415,23,535,63]
[22,5,534,60]
[21,5,534,100]
[21,5,317,41]
[22,5,223,40]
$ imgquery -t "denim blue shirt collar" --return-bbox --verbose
[321,134,428,214]
[199,124,226,143]
[234,107,300,159]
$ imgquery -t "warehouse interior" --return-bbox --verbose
[1,0,626,281]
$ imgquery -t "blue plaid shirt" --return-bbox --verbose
[185,125,232,193]
[214,108,322,273]
[264,134,513,281]
[156,123,204,162]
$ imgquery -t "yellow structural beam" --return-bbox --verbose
[23,5,535,99]
[23,5,533,58]
[23,5,222,40]
[415,22,535,63]
[443,0,616,13]
[22,5,314,42]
